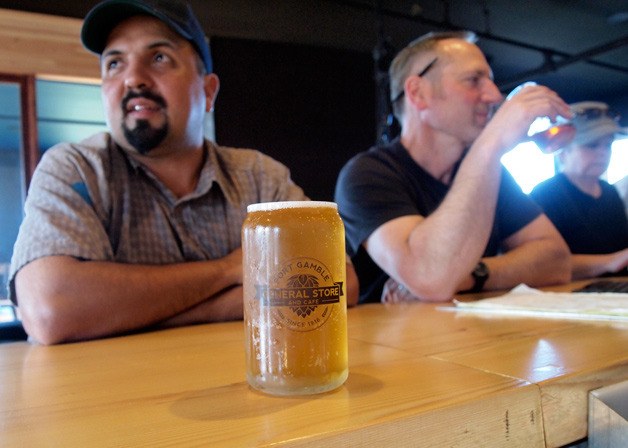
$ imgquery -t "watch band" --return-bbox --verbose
[470,261,489,293]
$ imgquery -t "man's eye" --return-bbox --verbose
[105,60,119,70]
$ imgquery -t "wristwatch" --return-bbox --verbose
[470,261,490,293]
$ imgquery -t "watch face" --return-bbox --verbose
[474,262,489,278]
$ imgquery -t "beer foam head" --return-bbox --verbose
[247,201,337,213]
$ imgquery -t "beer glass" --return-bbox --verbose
[242,201,348,395]
[506,82,575,153]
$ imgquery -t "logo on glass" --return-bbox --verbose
[255,257,343,331]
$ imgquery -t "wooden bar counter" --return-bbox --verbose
[1,280,627,447]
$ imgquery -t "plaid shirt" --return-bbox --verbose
[9,132,306,303]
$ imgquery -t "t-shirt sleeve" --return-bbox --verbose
[9,145,114,303]
[335,152,417,256]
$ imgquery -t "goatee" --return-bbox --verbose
[123,119,168,155]
[121,90,168,154]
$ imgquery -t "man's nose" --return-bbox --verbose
[124,61,152,90]
[483,80,503,105]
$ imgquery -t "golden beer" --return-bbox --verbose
[530,123,576,154]
[242,201,348,395]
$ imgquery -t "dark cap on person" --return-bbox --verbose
[569,101,627,146]
[81,0,212,73]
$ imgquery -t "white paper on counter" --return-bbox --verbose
[453,284,628,321]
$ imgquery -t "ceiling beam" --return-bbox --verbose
[499,35,628,90]
[331,0,628,85]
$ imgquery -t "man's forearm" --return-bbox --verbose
[482,238,571,291]
[571,250,628,280]
[402,151,503,298]
[15,253,242,344]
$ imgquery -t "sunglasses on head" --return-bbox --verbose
[573,107,620,122]
[392,57,438,103]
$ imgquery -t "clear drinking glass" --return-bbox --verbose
[506,82,576,153]
[242,201,349,396]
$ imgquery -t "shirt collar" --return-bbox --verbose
[113,138,226,204]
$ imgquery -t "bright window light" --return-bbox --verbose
[502,136,628,193]
[501,142,556,193]
[608,137,628,184]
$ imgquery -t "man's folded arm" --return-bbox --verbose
[15,250,243,345]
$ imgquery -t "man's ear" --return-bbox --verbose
[204,73,220,112]
[404,75,431,111]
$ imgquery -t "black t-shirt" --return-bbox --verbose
[334,138,542,303]
[530,173,628,255]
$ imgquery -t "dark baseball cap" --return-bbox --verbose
[81,0,212,73]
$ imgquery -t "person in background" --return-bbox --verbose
[335,31,571,304]
[8,0,358,344]
[530,101,628,279]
